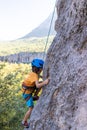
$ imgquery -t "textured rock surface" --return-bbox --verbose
[26,0,87,130]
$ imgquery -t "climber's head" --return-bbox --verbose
[31,59,44,68]
[31,59,44,74]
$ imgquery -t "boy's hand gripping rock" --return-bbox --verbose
[44,77,50,85]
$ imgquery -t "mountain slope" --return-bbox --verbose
[21,13,56,39]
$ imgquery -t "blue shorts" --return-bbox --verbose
[22,93,34,107]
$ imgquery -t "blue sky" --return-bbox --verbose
[0,0,56,41]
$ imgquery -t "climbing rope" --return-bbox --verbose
[43,0,57,59]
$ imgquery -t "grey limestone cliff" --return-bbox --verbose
[0,52,44,63]
[26,0,87,130]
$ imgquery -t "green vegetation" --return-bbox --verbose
[0,36,54,129]
[0,36,54,56]
[0,62,32,130]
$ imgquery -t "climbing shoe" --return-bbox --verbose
[21,121,29,128]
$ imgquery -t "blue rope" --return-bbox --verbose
[43,0,57,59]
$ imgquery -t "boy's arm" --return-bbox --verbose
[35,78,49,88]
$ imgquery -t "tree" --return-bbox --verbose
[0,62,30,130]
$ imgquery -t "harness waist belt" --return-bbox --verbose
[22,85,30,90]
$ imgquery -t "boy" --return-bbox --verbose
[21,59,49,128]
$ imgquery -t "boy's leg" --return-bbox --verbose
[22,94,34,127]
[22,107,33,128]
[23,107,33,122]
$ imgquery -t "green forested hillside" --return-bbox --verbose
[0,62,32,130]
[0,36,54,56]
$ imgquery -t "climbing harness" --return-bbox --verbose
[22,84,36,94]
[22,84,40,101]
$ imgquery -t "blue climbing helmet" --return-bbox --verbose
[31,59,44,68]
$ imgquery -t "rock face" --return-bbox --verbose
[27,0,87,130]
